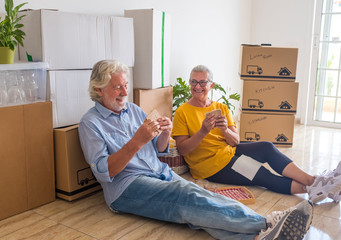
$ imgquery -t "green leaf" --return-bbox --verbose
[5,0,14,16]
[212,83,226,95]
[1,0,27,49]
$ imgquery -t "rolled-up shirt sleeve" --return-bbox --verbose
[153,135,170,157]
[79,121,113,183]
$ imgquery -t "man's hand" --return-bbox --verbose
[157,117,172,134]
[134,119,160,146]
[156,116,172,153]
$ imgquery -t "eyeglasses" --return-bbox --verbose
[189,80,210,87]
[113,84,128,91]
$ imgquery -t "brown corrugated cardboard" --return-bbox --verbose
[133,86,173,119]
[239,113,295,147]
[239,45,298,81]
[54,125,101,201]
[242,81,299,114]
[0,101,55,220]
[18,10,134,69]
[125,9,171,89]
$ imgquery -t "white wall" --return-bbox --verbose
[1,0,314,120]
[250,0,315,121]
[1,0,252,117]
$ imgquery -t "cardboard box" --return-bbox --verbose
[242,81,299,114]
[48,68,133,128]
[239,113,295,147]
[54,125,102,201]
[48,70,94,128]
[125,9,171,89]
[239,45,298,81]
[134,86,173,119]
[18,10,134,70]
[0,101,55,220]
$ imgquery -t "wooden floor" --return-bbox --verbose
[1,124,341,240]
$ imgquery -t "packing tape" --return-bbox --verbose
[231,154,262,181]
[161,11,165,87]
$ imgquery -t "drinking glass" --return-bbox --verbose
[0,75,8,107]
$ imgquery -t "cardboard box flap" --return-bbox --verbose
[133,86,173,119]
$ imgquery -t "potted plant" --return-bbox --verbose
[0,0,27,64]
[172,77,240,115]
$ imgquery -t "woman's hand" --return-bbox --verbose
[201,113,217,134]
[215,115,228,132]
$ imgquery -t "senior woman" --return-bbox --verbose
[171,64,341,204]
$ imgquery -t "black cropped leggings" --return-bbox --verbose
[206,141,293,194]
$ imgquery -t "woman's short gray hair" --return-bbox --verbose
[89,59,129,102]
[189,65,213,82]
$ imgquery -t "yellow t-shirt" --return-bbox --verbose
[172,101,236,179]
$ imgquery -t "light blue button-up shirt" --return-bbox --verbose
[78,101,172,206]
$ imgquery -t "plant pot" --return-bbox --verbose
[0,47,15,64]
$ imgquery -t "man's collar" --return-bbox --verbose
[95,101,128,118]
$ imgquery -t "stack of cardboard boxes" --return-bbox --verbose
[15,10,135,201]
[125,9,187,173]
[0,61,55,220]
[239,44,299,147]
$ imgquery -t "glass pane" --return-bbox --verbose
[320,15,328,41]
[330,14,341,41]
[332,0,341,12]
[315,69,338,96]
[339,72,341,96]
[336,99,341,122]
[314,96,336,121]
[318,42,341,68]
[322,0,327,13]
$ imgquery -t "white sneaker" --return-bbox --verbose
[328,190,341,203]
[323,161,341,179]
[258,200,313,240]
[307,162,341,203]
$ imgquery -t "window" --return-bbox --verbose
[313,0,341,125]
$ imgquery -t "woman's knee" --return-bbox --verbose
[261,141,275,148]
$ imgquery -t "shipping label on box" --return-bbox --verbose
[54,125,101,201]
[125,9,171,89]
[239,45,298,81]
[240,113,295,147]
[133,86,173,119]
[18,10,134,70]
[242,81,299,114]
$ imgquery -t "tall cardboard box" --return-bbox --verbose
[54,125,102,201]
[242,81,299,114]
[125,9,171,89]
[18,10,134,69]
[0,101,55,220]
[239,45,298,81]
[133,86,173,119]
[239,113,295,147]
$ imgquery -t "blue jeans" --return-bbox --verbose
[110,173,266,240]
